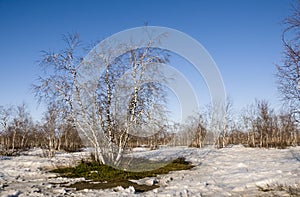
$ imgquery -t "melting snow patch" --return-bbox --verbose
[0,146,299,196]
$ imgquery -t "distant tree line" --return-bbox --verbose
[0,103,83,156]
[217,100,299,148]
[0,99,298,157]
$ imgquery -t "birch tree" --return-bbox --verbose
[33,33,169,166]
[42,104,60,157]
[205,98,232,148]
[185,114,206,148]
[276,2,300,123]
[15,103,32,150]
[0,105,13,152]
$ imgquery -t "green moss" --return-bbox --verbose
[117,157,171,172]
[51,156,194,192]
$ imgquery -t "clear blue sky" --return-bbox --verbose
[0,0,295,121]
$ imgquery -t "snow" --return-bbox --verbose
[0,145,299,196]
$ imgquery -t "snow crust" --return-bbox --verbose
[0,145,299,196]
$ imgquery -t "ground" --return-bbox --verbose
[0,145,299,196]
